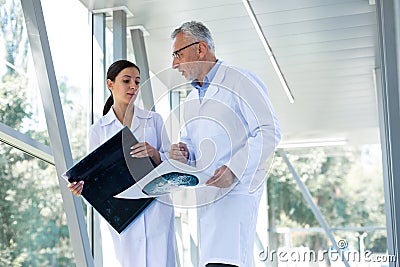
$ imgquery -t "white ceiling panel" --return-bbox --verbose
[78,0,381,146]
[252,1,375,24]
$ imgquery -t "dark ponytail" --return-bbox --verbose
[103,59,140,115]
[103,95,114,115]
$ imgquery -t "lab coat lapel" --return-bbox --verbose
[202,85,218,105]
[201,62,227,105]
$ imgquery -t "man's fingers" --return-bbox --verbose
[206,169,222,185]
[171,143,180,149]
[205,175,218,185]
[172,142,187,152]
[174,150,188,158]
[206,166,235,188]
[178,142,188,151]
[170,143,189,163]
[171,143,188,159]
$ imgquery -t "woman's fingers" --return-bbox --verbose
[68,180,84,196]
[130,142,154,158]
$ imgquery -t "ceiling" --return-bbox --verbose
[78,0,380,146]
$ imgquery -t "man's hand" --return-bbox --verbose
[206,165,236,188]
[170,142,189,163]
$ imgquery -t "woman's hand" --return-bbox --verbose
[68,181,84,196]
[130,142,161,165]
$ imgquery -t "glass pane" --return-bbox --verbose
[1,0,91,161]
[265,145,388,266]
[0,142,76,266]
[0,0,50,145]
[41,0,91,161]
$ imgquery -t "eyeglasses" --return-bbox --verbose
[172,41,200,59]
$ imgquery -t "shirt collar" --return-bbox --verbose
[191,59,221,89]
[134,105,153,119]
[100,107,118,126]
[100,105,152,126]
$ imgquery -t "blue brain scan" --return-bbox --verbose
[142,172,199,196]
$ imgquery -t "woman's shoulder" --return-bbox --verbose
[88,117,103,136]
[89,116,103,128]
[93,109,117,127]
[89,112,114,133]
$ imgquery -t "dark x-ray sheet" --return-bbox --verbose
[63,126,157,234]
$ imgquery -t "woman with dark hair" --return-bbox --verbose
[68,60,175,267]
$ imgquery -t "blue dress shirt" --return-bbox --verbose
[191,60,221,103]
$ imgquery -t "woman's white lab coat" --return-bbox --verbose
[180,61,281,266]
[89,106,175,267]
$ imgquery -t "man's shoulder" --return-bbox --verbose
[218,60,252,75]
[217,61,261,85]
[216,61,269,101]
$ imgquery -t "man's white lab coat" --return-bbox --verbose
[180,61,281,266]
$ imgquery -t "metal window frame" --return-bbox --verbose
[130,28,155,111]
[19,0,94,266]
[0,122,54,165]
[90,11,107,267]
[376,0,400,265]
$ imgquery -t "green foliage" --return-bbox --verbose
[0,150,74,266]
[0,0,27,75]
[0,73,31,129]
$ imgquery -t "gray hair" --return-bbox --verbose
[171,21,215,54]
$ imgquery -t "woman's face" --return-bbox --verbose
[107,66,140,106]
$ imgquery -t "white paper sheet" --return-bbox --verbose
[114,159,212,199]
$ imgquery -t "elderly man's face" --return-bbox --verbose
[171,32,202,81]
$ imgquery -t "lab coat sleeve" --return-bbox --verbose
[88,125,101,152]
[226,71,281,186]
[154,113,171,161]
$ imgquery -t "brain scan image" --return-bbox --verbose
[142,172,199,196]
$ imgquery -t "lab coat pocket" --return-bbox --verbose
[196,133,231,171]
